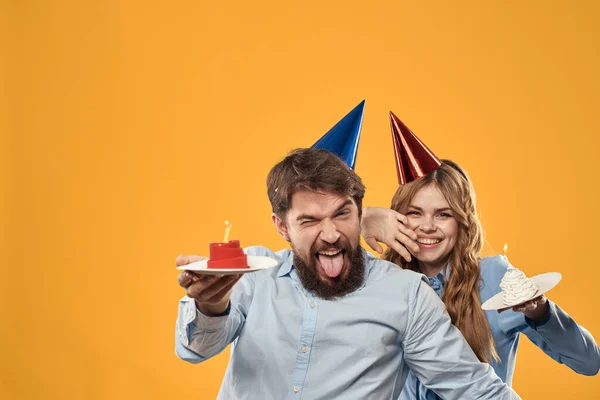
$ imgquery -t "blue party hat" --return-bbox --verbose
[311,100,365,170]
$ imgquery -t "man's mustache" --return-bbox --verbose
[311,240,349,254]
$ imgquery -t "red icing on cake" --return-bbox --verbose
[207,240,249,269]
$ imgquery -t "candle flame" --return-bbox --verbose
[224,220,232,243]
[502,243,508,257]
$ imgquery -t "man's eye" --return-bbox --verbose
[336,210,350,217]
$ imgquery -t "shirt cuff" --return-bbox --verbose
[188,301,230,330]
[196,302,231,318]
[524,300,554,329]
[178,297,230,346]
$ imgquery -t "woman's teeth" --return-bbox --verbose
[417,238,441,245]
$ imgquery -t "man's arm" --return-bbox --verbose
[174,255,255,363]
[403,279,520,400]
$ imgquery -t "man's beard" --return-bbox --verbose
[292,237,365,300]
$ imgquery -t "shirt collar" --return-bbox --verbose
[428,272,445,292]
[424,262,452,293]
[276,250,295,278]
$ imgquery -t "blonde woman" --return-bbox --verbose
[362,160,599,400]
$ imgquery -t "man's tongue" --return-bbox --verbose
[318,252,344,278]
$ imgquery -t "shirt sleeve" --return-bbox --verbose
[174,251,258,364]
[484,256,600,376]
[403,277,521,400]
[519,300,599,375]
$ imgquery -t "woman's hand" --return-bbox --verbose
[361,207,420,262]
[498,295,550,323]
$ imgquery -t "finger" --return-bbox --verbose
[176,255,191,267]
[364,236,384,254]
[390,241,412,263]
[525,301,537,311]
[188,275,239,300]
[176,254,208,267]
[201,275,241,299]
[534,294,547,305]
[178,271,193,288]
[178,271,205,288]
[186,271,204,284]
[179,270,213,287]
[204,275,243,305]
[185,275,222,297]
[395,231,420,253]
[396,223,418,242]
[393,211,408,225]
[511,302,530,312]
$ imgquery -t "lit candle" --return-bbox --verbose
[208,220,248,270]
[502,243,514,268]
[223,220,232,243]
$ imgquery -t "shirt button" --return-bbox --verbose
[309,302,316,308]
[293,386,300,393]
[301,345,308,353]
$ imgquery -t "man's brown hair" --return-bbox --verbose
[267,148,366,219]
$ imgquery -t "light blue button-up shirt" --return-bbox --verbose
[175,246,520,400]
[400,255,600,400]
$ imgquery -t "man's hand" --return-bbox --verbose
[177,254,242,316]
[361,207,419,262]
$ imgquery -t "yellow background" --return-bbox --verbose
[4,1,599,399]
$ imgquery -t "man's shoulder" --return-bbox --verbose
[244,245,289,259]
[360,256,430,316]
[365,255,425,288]
[243,245,291,279]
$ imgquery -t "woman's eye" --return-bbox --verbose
[406,211,420,216]
[438,213,453,218]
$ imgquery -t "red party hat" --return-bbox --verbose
[390,111,441,184]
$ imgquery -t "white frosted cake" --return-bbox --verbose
[499,265,539,306]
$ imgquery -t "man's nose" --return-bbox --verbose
[320,218,341,244]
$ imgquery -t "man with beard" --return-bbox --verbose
[175,148,520,400]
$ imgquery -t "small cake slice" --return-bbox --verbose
[207,240,249,269]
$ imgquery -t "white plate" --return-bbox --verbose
[176,255,279,275]
[481,272,562,311]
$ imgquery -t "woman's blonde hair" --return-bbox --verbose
[382,160,499,363]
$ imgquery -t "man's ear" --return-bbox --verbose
[272,213,290,241]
